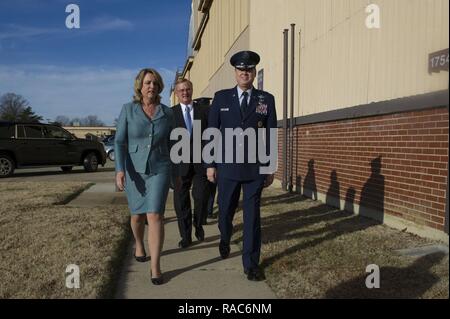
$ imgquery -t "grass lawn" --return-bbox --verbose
[230,187,449,299]
[0,181,130,298]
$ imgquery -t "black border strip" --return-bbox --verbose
[277,90,449,128]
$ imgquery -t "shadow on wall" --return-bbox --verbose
[297,156,385,224]
[326,170,340,209]
[359,156,385,223]
[344,187,356,214]
[232,159,387,273]
[295,175,302,193]
[324,252,446,299]
[303,159,318,200]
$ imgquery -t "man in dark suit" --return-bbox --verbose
[205,51,277,281]
[172,79,210,248]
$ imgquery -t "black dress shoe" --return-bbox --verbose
[178,239,192,248]
[219,240,230,259]
[151,272,163,285]
[195,226,205,242]
[134,249,148,262]
[245,268,265,281]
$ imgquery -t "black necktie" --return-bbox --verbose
[241,91,248,115]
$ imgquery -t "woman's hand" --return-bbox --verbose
[116,171,126,191]
[207,168,217,183]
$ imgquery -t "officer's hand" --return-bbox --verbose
[263,174,274,188]
[116,171,126,191]
[207,168,217,183]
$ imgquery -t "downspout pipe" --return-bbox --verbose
[289,23,295,192]
[282,29,289,191]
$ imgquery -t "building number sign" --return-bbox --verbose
[429,48,449,73]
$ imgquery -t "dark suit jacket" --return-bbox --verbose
[172,101,209,177]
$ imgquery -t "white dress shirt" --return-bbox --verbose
[237,86,253,106]
[180,102,194,127]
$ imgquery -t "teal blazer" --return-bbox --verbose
[115,102,174,175]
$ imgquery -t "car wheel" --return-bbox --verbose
[61,166,73,172]
[108,150,115,161]
[0,154,15,177]
[83,152,99,172]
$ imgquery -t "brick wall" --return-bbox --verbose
[276,106,449,232]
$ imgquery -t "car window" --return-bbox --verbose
[17,125,25,138]
[0,125,14,139]
[24,125,43,138]
[102,135,115,143]
[43,126,72,139]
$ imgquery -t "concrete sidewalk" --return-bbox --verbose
[68,183,277,299]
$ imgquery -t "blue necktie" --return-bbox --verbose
[241,91,248,115]
[185,105,192,135]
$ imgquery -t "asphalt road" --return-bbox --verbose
[0,160,116,183]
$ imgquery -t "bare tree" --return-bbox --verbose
[70,117,81,126]
[58,115,106,127]
[54,115,71,126]
[0,93,43,123]
[81,115,105,127]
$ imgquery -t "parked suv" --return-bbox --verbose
[0,122,107,177]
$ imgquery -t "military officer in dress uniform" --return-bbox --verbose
[205,50,277,281]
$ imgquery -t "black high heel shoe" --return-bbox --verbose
[134,249,148,262]
[151,271,163,285]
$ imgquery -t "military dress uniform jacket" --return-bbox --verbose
[205,87,277,181]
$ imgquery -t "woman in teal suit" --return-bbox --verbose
[115,68,177,285]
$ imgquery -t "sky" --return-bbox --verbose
[0,0,192,125]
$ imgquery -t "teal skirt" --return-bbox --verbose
[124,162,171,215]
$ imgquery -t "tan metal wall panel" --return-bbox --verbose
[188,0,250,98]
[366,0,448,104]
[202,27,250,98]
[187,0,448,118]
[249,0,448,120]
[346,5,371,110]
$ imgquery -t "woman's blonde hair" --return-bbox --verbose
[133,68,164,104]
